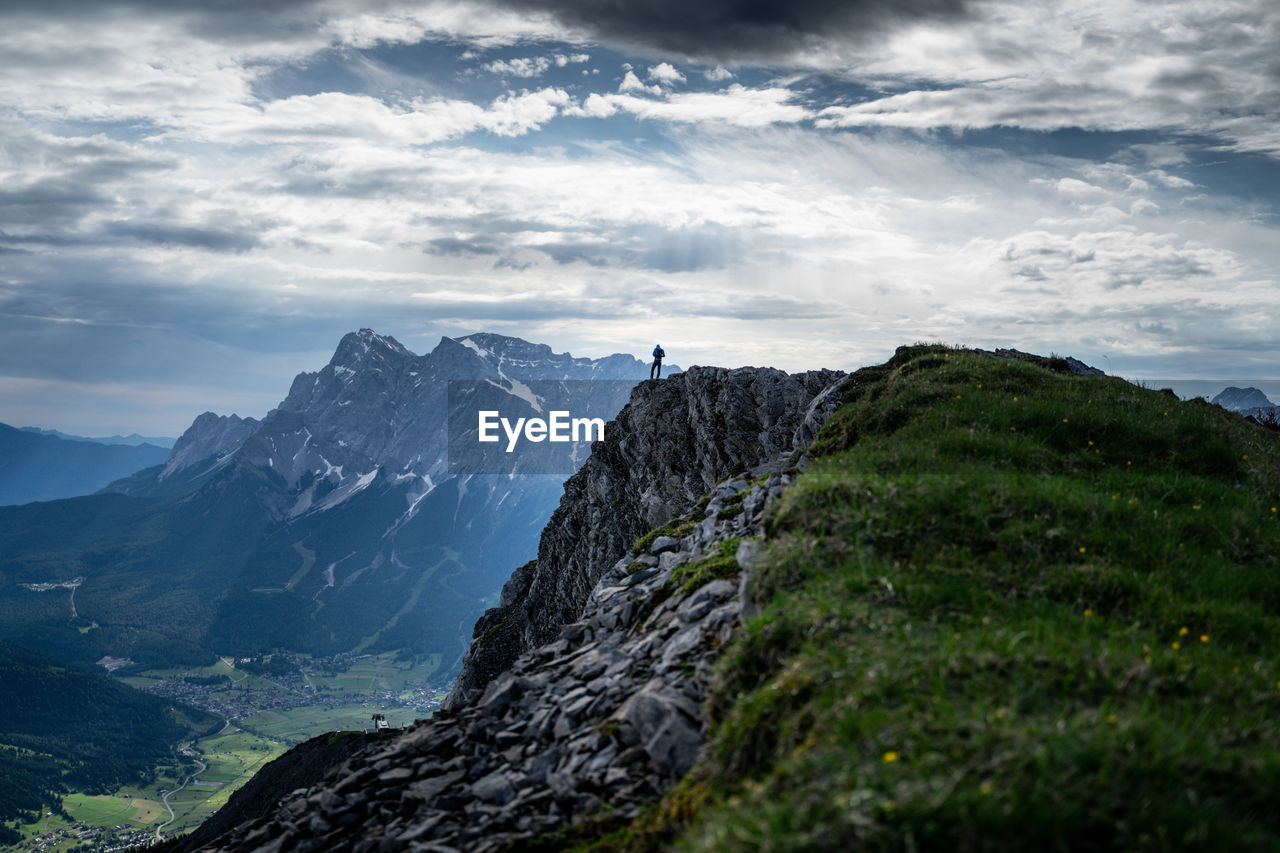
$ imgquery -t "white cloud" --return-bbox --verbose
[647,62,686,86]
[482,54,587,76]
[704,65,734,82]
[811,0,1280,156]
[484,56,553,77]
[619,70,662,95]
[592,85,810,127]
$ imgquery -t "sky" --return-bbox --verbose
[1,0,1278,436]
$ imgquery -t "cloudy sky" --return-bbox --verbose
[2,0,1278,435]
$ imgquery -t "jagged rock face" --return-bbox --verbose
[1212,386,1275,412]
[70,331,662,667]
[445,365,844,709]
[187,456,799,853]
[159,412,260,482]
[129,329,668,508]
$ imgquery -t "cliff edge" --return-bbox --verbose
[443,365,844,709]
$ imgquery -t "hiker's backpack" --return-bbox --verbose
[653,345,664,359]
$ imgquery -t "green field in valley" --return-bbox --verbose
[4,724,285,852]
[3,649,446,851]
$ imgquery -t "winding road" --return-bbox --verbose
[155,753,207,835]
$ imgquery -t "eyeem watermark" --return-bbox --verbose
[448,379,635,475]
[478,410,605,453]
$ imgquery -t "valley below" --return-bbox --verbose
[3,651,448,853]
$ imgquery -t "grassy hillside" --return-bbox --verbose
[0,640,220,844]
[583,346,1280,850]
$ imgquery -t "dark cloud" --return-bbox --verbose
[0,179,107,228]
[0,0,328,43]
[489,0,973,62]
[102,221,263,253]
[4,0,973,57]
[426,235,503,256]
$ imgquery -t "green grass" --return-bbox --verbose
[301,651,442,694]
[670,538,742,593]
[239,704,418,744]
[0,726,290,852]
[633,496,712,555]
[557,345,1280,851]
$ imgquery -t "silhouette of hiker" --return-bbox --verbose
[650,344,665,379]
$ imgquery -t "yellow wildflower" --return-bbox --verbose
[883,751,900,763]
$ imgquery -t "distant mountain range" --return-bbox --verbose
[0,424,170,506]
[19,427,176,448]
[0,331,669,676]
[1211,386,1279,419]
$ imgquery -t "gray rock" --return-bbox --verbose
[615,689,703,775]
[676,579,737,624]
[471,771,518,806]
[658,550,691,571]
[649,535,681,555]
[660,625,704,666]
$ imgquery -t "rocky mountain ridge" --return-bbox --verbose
[113,330,669,512]
[161,359,851,851]
[173,360,851,852]
[185,464,794,852]
[1210,386,1280,424]
[1,331,662,671]
[1211,386,1275,412]
[445,364,844,709]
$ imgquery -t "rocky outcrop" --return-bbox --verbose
[979,347,1104,377]
[190,454,801,853]
[444,365,843,710]
[1211,386,1275,412]
[160,412,260,482]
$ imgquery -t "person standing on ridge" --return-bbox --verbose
[650,344,665,379]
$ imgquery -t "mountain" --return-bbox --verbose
[445,363,843,707]
[1211,386,1275,411]
[0,331,666,674]
[19,427,176,448]
[0,424,169,506]
[182,345,1280,851]
[0,639,220,842]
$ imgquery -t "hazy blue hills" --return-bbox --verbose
[0,423,170,506]
[19,426,175,448]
